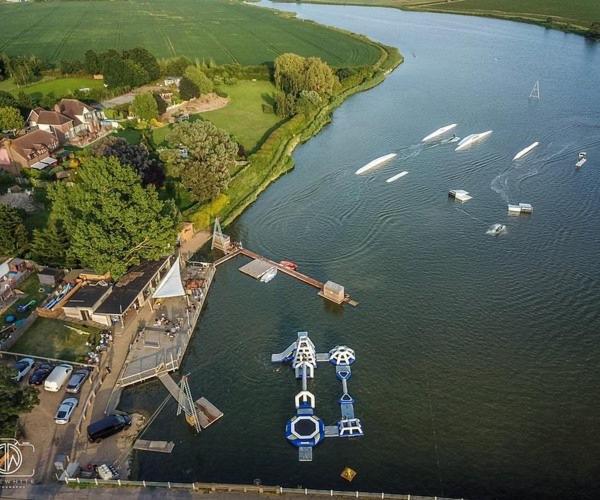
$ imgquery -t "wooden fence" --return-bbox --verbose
[61,477,462,500]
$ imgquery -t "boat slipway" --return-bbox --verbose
[355,153,397,175]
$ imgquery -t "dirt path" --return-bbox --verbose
[160,94,229,121]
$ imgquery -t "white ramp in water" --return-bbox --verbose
[422,123,457,142]
[513,141,539,160]
[455,130,493,151]
[386,171,408,183]
[355,153,396,175]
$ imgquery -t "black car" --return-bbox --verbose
[28,363,54,385]
[87,414,132,443]
[66,369,90,394]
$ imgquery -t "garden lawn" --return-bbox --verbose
[0,0,380,67]
[203,81,284,153]
[5,274,49,321]
[0,77,103,98]
[10,318,99,362]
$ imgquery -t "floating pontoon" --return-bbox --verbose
[448,189,473,203]
[508,203,533,215]
[355,153,397,175]
[455,130,493,151]
[421,123,457,142]
[513,141,539,160]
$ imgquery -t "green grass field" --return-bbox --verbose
[0,0,380,67]
[0,76,104,97]
[274,0,599,30]
[203,81,283,153]
[11,318,99,362]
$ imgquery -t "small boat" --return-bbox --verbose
[455,130,493,151]
[576,152,587,168]
[279,260,298,271]
[487,223,506,236]
[386,171,408,183]
[513,141,539,160]
[355,153,396,175]
[260,267,277,283]
[421,123,457,142]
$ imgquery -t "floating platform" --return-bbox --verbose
[133,440,175,454]
[449,190,472,203]
[239,259,275,280]
[508,203,533,215]
[195,397,224,429]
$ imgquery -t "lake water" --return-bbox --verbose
[120,4,600,499]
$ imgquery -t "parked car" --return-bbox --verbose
[44,364,73,392]
[13,358,34,382]
[54,397,78,425]
[65,369,90,394]
[87,414,132,443]
[29,363,54,385]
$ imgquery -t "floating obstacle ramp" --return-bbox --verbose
[133,440,175,454]
[239,259,275,280]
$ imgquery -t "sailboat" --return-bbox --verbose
[529,80,540,100]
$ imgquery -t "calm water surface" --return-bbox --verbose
[121,4,600,499]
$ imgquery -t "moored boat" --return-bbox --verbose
[513,141,539,160]
[455,130,493,151]
[279,260,298,271]
[421,123,457,142]
[355,153,397,175]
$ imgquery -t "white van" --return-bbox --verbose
[44,364,73,392]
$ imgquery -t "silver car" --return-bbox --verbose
[66,369,90,394]
[54,397,78,425]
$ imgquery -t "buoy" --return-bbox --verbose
[340,467,357,482]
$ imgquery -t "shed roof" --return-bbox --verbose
[65,283,111,309]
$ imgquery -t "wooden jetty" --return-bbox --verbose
[213,246,358,307]
[133,440,175,453]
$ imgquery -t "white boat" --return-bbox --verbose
[421,124,457,142]
[386,171,408,183]
[487,223,506,236]
[576,152,587,168]
[513,141,539,160]
[355,153,397,175]
[260,267,277,283]
[455,130,493,151]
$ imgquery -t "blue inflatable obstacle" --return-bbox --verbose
[271,332,363,462]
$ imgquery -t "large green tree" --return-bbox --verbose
[123,47,160,81]
[0,106,24,131]
[0,205,28,257]
[0,365,39,437]
[178,76,199,100]
[131,93,159,121]
[274,53,336,98]
[30,219,71,268]
[184,66,214,94]
[162,121,237,203]
[49,156,180,278]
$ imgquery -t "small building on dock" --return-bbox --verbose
[320,281,345,304]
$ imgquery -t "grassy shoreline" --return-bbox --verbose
[271,0,599,38]
[184,39,402,230]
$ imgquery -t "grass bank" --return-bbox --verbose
[184,40,403,229]
[272,0,600,38]
[0,77,104,97]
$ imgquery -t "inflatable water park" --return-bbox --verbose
[271,332,363,462]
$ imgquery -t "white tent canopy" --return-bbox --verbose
[152,257,186,298]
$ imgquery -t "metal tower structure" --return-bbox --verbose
[529,80,540,100]
[176,375,201,433]
[211,217,225,251]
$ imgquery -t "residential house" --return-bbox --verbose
[27,108,75,143]
[54,99,103,136]
[0,129,59,174]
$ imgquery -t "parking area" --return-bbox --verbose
[5,356,96,482]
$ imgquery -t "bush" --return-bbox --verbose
[214,88,228,98]
[179,76,199,100]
